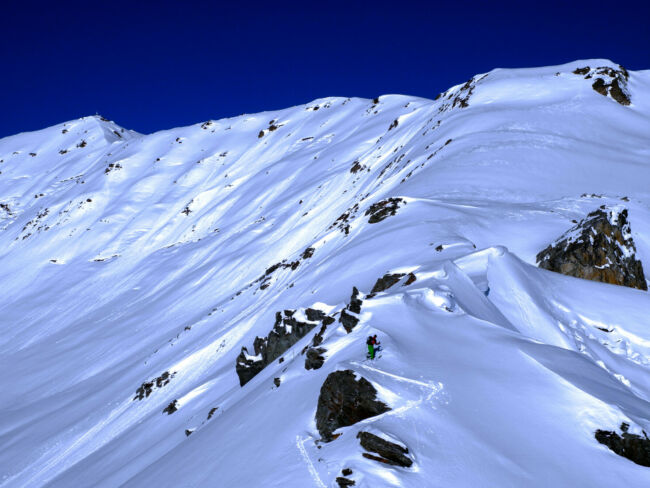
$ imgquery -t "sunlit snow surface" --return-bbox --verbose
[1,60,650,487]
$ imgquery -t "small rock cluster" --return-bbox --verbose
[134,371,176,401]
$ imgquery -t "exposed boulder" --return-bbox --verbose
[595,423,650,467]
[357,431,413,467]
[236,308,335,386]
[536,207,647,290]
[315,370,390,441]
[305,347,327,370]
[163,400,178,415]
[336,476,355,487]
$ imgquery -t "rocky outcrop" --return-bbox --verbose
[339,287,363,333]
[315,370,390,441]
[595,423,650,467]
[536,207,647,290]
[357,431,413,467]
[573,65,631,105]
[365,198,405,224]
[236,308,335,386]
[370,272,417,294]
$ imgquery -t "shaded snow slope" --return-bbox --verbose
[1,59,650,487]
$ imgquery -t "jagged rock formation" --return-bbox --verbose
[357,431,413,467]
[536,207,647,290]
[315,370,390,441]
[595,423,650,467]
[236,308,334,386]
[339,287,363,333]
[573,65,631,105]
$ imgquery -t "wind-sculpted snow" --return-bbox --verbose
[1,59,650,487]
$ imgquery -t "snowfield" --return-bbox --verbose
[1,59,650,487]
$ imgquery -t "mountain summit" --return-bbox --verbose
[1,60,650,487]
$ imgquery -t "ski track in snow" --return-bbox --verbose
[296,435,327,488]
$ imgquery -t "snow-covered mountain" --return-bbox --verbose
[2,59,650,487]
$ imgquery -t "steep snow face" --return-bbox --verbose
[1,59,650,487]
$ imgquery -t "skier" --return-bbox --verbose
[366,335,380,359]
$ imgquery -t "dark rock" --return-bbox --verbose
[336,477,356,487]
[305,347,327,370]
[371,273,405,293]
[315,370,390,441]
[339,287,363,333]
[274,377,281,387]
[306,308,327,322]
[207,407,218,420]
[235,346,265,387]
[536,207,647,290]
[342,468,353,476]
[365,198,404,224]
[339,310,359,333]
[185,429,193,437]
[592,78,608,96]
[404,272,417,285]
[302,247,315,259]
[163,400,178,415]
[236,308,333,386]
[348,287,362,314]
[357,431,413,467]
[595,423,650,467]
[350,161,363,173]
[134,371,176,401]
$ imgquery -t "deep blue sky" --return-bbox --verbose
[3,0,649,138]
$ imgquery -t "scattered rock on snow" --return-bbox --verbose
[595,423,650,467]
[365,198,404,224]
[357,431,413,467]
[315,370,390,441]
[536,207,647,290]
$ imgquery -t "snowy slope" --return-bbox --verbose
[1,59,650,487]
